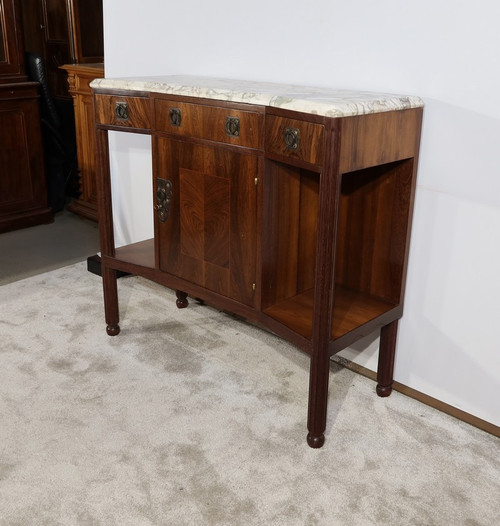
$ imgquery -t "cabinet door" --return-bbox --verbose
[0,85,51,232]
[155,137,259,308]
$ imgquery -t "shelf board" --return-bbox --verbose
[114,238,155,269]
[263,286,396,341]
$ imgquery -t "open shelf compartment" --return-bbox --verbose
[262,158,414,343]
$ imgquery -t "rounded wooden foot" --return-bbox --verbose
[106,324,120,336]
[307,432,325,449]
[376,384,392,397]
[175,290,189,309]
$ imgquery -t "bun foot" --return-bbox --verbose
[106,324,120,336]
[376,384,392,397]
[175,290,189,309]
[307,432,325,449]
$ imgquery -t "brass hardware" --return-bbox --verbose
[155,178,173,222]
[115,102,129,121]
[169,108,182,127]
[254,177,258,185]
[252,283,256,291]
[225,116,240,137]
[284,127,300,150]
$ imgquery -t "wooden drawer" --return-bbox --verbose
[265,115,325,166]
[154,99,263,149]
[94,94,151,129]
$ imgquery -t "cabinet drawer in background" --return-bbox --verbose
[265,115,325,166]
[94,94,151,130]
[154,99,263,149]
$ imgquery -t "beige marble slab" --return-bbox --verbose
[90,75,423,118]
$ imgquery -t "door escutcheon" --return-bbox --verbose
[155,178,173,222]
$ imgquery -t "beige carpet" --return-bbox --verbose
[0,262,498,525]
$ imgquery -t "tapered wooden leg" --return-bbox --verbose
[175,290,189,309]
[102,266,120,336]
[306,349,330,448]
[376,319,398,397]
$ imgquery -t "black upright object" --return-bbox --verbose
[25,52,79,212]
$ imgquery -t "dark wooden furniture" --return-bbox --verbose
[92,77,423,448]
[0,0,52,233]
[61,63,104,220]
[21,0,103,101]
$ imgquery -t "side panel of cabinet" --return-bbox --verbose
[154,137,259,308]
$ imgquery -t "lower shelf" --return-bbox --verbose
[263,286,396,341]
[110,239,396,348]
[114,238,155,268]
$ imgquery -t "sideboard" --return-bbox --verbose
[91,76,423,448]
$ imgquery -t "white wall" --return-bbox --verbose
[102,0,500,426]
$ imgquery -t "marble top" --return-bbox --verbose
[90,75,423,118]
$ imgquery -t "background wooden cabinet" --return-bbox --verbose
[22,0,103,100]
[61,63,104,221]
[0,0,52,232]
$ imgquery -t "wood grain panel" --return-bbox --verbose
[297,172,319,292]
[156,137,258,307]
[179,169,205,260]
[154,99,263,149]
[229,154,259,306]
[261,160,321,309]
[335,159,414,303]
[339,108,423,173]
[263,286,395,342]
[205,174,230,268]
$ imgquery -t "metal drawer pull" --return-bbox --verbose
[225,116,240,137]
[284,127,300,150]
[169,108,182,127]
[155,178,173,222]
[114,102,129,121]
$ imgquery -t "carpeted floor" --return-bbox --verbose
[0,262,499,525]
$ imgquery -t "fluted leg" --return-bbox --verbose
[102,265,120,336]
[376,319,398,397]
[306,348,330,448]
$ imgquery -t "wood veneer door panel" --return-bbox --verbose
[0,110,32,209]
[156,137,258,307]
[204,174,230,267]
[0,95,47,213]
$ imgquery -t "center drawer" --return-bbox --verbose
[153,99,263,149]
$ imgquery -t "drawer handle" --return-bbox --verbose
[169,108,182,127]
[284,127,300,150]
[114,102,129,121]
[155,178,173,222]
[225,116,240,137]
